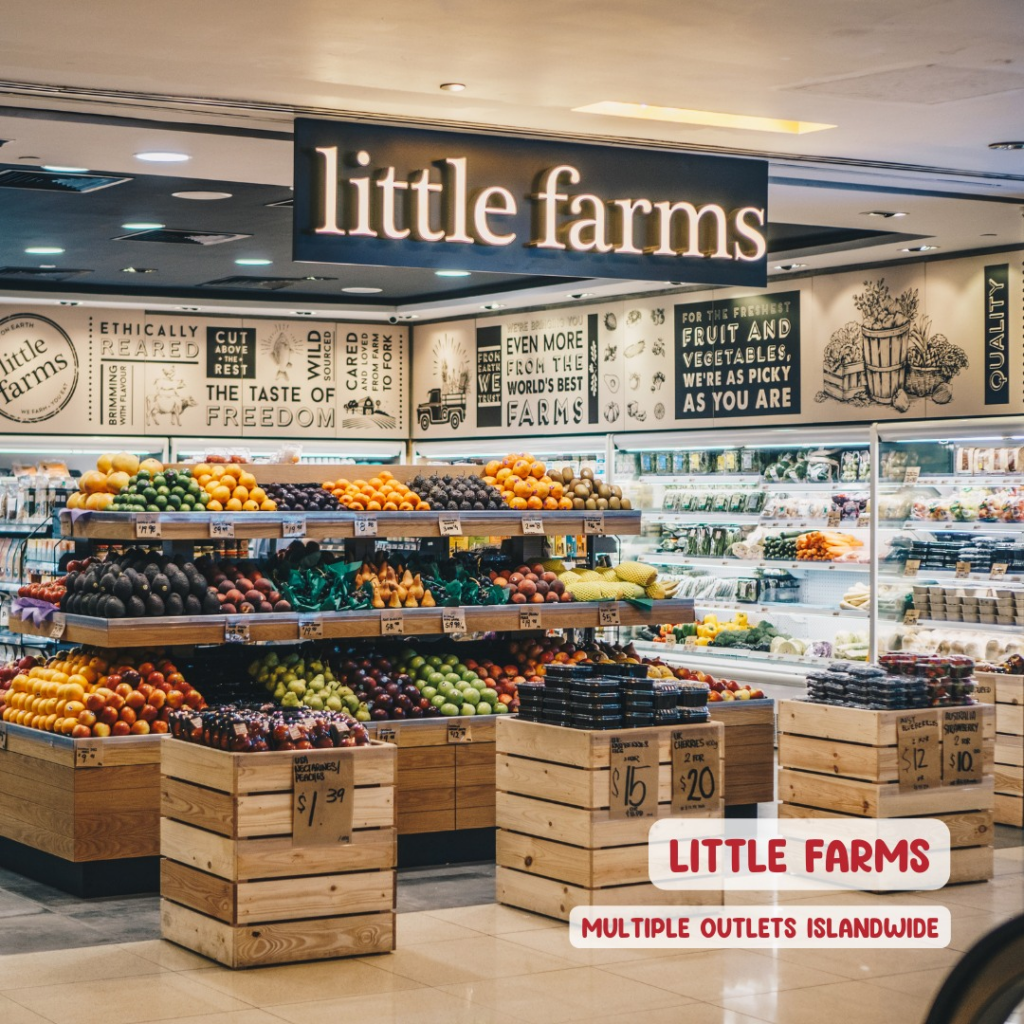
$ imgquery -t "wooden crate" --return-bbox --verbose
[0,723,160,863]
[495,718,725,921]
[979,672,1024,828]
[778,699,996,885]
[708,699,775,806]
[364,717,496,834]
[160,738,396,968]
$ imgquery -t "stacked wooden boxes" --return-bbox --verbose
[778,699,996,885]
[708,701,775,808]
[160,738,396,968]
[977,670,1024,827]
[495,718,725,921]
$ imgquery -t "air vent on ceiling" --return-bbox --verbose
[0,169,131,193]
[201,275,336,290]
[115,228,251,245]
[0,267,92,279]
[265,197,293,208]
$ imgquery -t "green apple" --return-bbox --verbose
[481,688,498,705]
[475,702,493,715]
[431,694,448,709]
[459,704,476,716]
[427,655,443,668]
[462,689,481,706]
[421,686,437,701]
[440,702,460,717]
[409,656,426,670]
[447,690,464,707]
[495,703,509,713]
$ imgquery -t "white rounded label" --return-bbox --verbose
[0,314,79,423]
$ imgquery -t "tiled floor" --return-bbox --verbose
[0,840,1020,1023]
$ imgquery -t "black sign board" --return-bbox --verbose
[475,325,502,429]
[674,291,800,419]
[984,264,1009,405]
[293,118,768,286]
[206,326,256,379]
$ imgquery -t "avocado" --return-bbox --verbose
[164,593,184,616]
[126,595,146,618]
[168,569,190,599]
[112,576,133,603]
[83,594,99,616]
[105,596,126,619]
[144,563,161,584]
[184,594,202,616]
[145,593,165,617]
[151,573,170,596]
[187,570,208,599]
[202,592,222,616]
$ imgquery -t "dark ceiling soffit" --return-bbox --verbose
[771,230,924,261]
[770,175,1024,205]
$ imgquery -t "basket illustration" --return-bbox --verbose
[861,321,912,404]
[904,364,945,397]
[823,359,867,401]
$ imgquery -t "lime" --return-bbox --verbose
[167,494,182,509]
[154,495,169,509]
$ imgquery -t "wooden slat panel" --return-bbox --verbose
[397,787,454,812]
[456,762,496,788]
[233,871,394,924]
[948,846,993,885]
[397,767,455,791]
[235,786,393,838]
[456,741,498,767]
[397,809,455,834]
[998,704,1024,736]
[708,701,775,727]
[496,829,592,887]
[994,793,1024,827]
[0,747,74,789]
[396,747,455,769]
[996,734,1024,766]
[996,676,1024,706]
[455,804,495,830]
[454,784,495,810]
[996,764,1023,796]
[74,809,159,860]
[161,859,234,922]
[162,778,237,837]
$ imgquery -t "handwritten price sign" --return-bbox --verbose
[292,751,355,846]
[134,514,162,539]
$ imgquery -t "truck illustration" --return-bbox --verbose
[417,388,466,431]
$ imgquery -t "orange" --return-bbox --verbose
[535,481,550,499]
[510,496,528,510]
[550,482,563,500]
[197,474,213,489]
[513,478,531,498]
[512,459,532,479]
[383,501,398,511]
[558,497,574,509]
[224,498,242,511]
[192,463,213,478]
[208,464,225,478]
[221,464,242,480]
[368,476,383,489]
[238,472,257,490]
[206,499,224,512]
[495,467,512,483]
[526,496,543,509]
[232,485,249,502]
[242,500,260,511]
[484,460,501,478]
[379,470,393,480]
[260,499,277,511]
[211,484,232,504]
[366,500,382,512]
[398,501,414,511]
[416,501,431,511]
[530,461,546,479]
[543,496,559,510]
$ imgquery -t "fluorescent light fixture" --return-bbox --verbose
[173,191,232,200]
[864,211,907,218]
[989,141,1024,150]
[122,222,165,230]
[59,300,80,306]
[899,245,939,252]
[435,270,471,277]
[773,263,807,271]
[122,266,156,274]
[25,246,64,255]
[342,286,383,294]
[568,291,595,299]
[176,306,201,312]
[42,165,88,173]
[399,314,420,320]
[574,100,836,135]
[440,82,466,92]
[292,311,315,316]
[481,303,505,311]
[235,258,272,266]
[136,151,189,162]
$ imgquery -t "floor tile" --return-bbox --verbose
[499,922,687,967]
[750,943,962,981]
[0,911,110,955]
[424,902,561,935]
[0,891,47,919]
[362,933,575,986]
[603,948,847,999]
[128,1013,284,1024]
[394,909,488,945]
[716,978,930,1024]
[439,966,688,1023]
[5,972,248,1024]
[947,910,1011,952]
[0,944,166,990]
[0,993,54,1024]
[119,939,216,972]
[396,863,496,913]
[868,967,952,1002]
[588,1005,773,1024]
[184,958,421,1007]
[269,986,525,1024]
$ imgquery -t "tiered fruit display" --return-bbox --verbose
[0,648,206,736]
[17,577,67,606]
[322,471,428,511]
[0,655,39,705]
[187,462,276,512]
[408,473,505,511]
[392,649,505,717]
[249,650,368,715]
[108,465,211,513]
[489,563,572,604]
[482,455,632,511]
[673,665,765,701]
[170,707,370,751]
[66,452,163,510]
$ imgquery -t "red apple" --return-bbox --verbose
[151,720,168,734]
[165,690,185,710]
[114,682,133,699]
[111,721,131,736]
[130,720,150,735]
[119,706,137,726]
[77,710,97,728]
[139,704,158,723]
[85,692,106,712]
[98,706,119,725]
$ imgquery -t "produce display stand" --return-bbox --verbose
[160,737,396,968]
[977,671,1024,828]
[777,699,997,885]
[707,699,775,812]
[495,717,726,920]
[0,722,161,895]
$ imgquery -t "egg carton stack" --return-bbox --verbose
[914,585,1024,627]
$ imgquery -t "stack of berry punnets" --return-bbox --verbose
[0,648,206,737]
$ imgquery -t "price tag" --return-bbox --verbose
[58,514,72,539]
[281,516,306,538]
[377,726,397,745]
[609,731,660,820]
[438,513,462,536]
[298,618,324,641]
[598,604,621,627]
[292,750,355,846]
[583,512,605,535]
[903,559,921,578]
[134,513,162,539]
[955,561,972,579]
[519,608,542,630]
[904,466,921,485]
[224,620,251,644]
[441,608,467,634]
[671,727,722,814]
[447,722,473,744]
[353,513,377,538]
[209,518,235,539]
[74,742,103,767]
[683,636,698,649]
[942,707,984,786]
[903,608,920,626]
[0,723,7,751]
[990,563,1009,579]
[522,515,545,535]
[897,712,941,792]
[826,508,841,528]
[380,609,405,636]
[856,514,871,529]
[49,613,66,639]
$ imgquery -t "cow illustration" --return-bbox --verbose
[146,369,196,426]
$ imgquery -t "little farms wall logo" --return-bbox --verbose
[0,313,79,423]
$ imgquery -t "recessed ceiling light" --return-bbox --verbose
[342,286,384,294]
[980,232,998,237]
[122,266,157,274]
[398,314,420,320]
[574,100,835,135]
[43,165,88,173]
[25,246,64,255]
[235,258,272,266]
[440,83,466,92]
[988,141,1024,150]
[773,263,808,271]
[567,291,595,299]
[172,191,232,200]
[176,306,201,311]
[59,300,80,306]
[292,310,315,316]
[39,264,56,269]
[899,245,939,252]
[136,151,189,162]
[303,275,334,281]
[863,211,907,218]
[435,269,471,277]
[481,303,506,311]
[122,222,165,231]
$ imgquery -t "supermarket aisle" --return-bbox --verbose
[0,844,1018,1024]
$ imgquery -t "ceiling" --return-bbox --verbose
[0,0,1020,320]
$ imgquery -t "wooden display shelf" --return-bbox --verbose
[707,699,775,808]
[778,699,996,886]
[978,671,1024,828]
[160,737,396,969]
[364,716,496,835]
[495,718,725,921]
[11,599,694,647]
[0,722,160,865]
[61,508,642,541]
